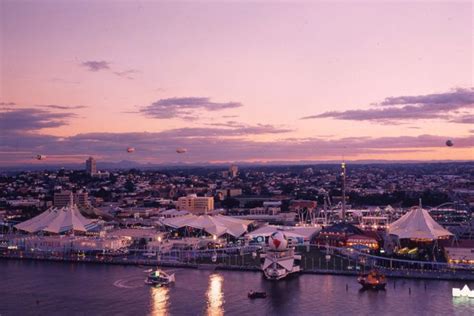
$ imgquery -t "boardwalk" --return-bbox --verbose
[2,244,474,281]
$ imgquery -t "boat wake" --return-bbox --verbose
[113,277,145,289]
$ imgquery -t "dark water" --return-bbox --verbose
[0,260,473,316]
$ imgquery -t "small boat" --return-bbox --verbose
[145,269,175,286]
[357,270,386,290]
[248,291,267,299]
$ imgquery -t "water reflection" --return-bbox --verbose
[150,286,169,316]
[206,273,224,316]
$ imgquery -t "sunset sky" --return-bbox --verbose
[0,1,473,166]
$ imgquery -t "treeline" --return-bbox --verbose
[348,190,451,207]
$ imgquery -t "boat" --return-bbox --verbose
[357,270,387,290]
[452,285,474,298]
[248,291,267,299]
[145,269,175,286]
[260,231,301,280]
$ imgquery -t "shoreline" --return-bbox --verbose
[3,253,474,282]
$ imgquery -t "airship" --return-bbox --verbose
[176,148,187,154]
[35,154,46,160]
[446,140,454,147]
[126,147,135,153]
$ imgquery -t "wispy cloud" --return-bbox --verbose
[140,97,243,120]
[0,102,16,106]
[0,108,75,132]
[301,88,474,124]
[80,60,111,72]
[450,114,474,124]
[206,121,293,134]
[113,69,140,79]
[378,88,474,107]
[40,105,87,110]
[80,60,139,79]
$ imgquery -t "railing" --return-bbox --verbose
[2,243,474,280]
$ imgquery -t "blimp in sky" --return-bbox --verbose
[176,148,187,154]
[126,147,135,153]
[35,154,46,160]
[446,140,454,147]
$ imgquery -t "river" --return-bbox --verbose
[0,260,473,315]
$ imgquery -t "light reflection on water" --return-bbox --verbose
[150,286,169,316]
[206,273,224,316]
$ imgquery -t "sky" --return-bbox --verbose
[0,0,473,166]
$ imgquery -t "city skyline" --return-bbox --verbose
[1,1,473,166]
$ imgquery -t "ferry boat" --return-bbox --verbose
[357,270,386,290]
[145,269,175,286]
[260,231,301,280]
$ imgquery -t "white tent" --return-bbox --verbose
[388,207,453,240]
[161,214,253,238]
[15,204,97,234]
[246,225,321,243]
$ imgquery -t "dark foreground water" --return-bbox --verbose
[0,260,473,316]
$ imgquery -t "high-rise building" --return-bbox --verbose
[229,164,238,178]
[86,157,97,175]
[177,194,214,214]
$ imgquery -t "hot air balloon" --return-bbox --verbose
[446,140,454,147]
[126,147,135,153]
[35,154,46,160]
[176,148,187,154]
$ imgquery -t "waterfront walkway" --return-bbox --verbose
[2,245,474,281]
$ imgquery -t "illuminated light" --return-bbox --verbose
[213,235,217,241]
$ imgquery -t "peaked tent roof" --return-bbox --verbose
[161,214,253,238]
[321,222,364,235]
[388,207,453,240]
[15,204,97,234]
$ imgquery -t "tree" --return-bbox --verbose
[221,197,240,209]
[124,179,135,192]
